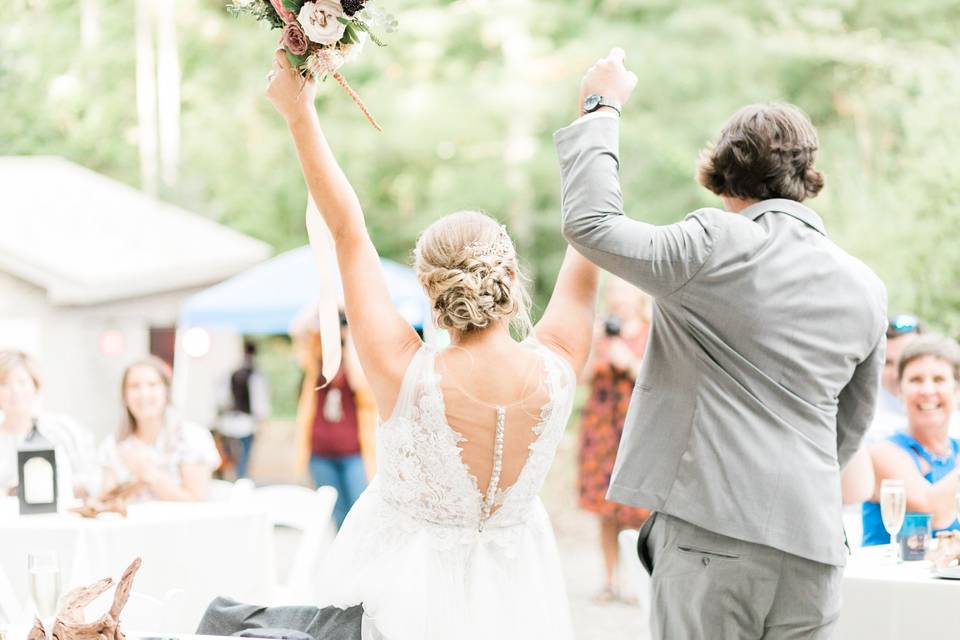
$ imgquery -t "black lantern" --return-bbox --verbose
[17,420,58,515]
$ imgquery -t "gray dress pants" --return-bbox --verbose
[638,513,843,640]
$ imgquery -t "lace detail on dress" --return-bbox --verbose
[486,343,572,528]
[375,341,576,547]
[377,370,482,529]
[316,340,580,640]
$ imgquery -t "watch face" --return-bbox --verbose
[584,94,602,112]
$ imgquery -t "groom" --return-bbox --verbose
[555,49,887,637]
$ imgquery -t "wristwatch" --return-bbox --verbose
[582,94,621,116]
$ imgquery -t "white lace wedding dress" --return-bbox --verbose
[317,339,577,640]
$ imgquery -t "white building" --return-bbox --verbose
[0,156,271,440]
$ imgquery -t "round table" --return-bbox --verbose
[0,497,275,632]
[836,544,960,638]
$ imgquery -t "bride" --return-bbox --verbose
[267,50,598,639]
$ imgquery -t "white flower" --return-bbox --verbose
[297,0,347,46]
[307,49,344,78]
[341,31,368,64]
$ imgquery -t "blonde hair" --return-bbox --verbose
[414,211,532,336]
[117,356,173,441]
[0,351,41,390]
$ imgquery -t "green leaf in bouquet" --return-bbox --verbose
[281,0,304,13]
[227,0,284,28]
[285,49,308,68]
[340,23,360,45]
[352,20,387,47]
[337,17,352,25]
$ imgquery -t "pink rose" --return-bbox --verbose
[270,0,297,23]
[282,22,310,55]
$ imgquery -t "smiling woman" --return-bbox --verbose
[863,335,960,545]
[98,357,221,502]
[0,351,98,498]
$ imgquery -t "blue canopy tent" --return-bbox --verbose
[178,246,431,333]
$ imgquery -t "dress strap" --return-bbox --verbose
[522,337,576,391]
[384,343,430,423]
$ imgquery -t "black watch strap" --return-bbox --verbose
[583,94,621,116]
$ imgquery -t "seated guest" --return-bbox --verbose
[0,350,98,498]
[863,334,960,545]
[293,311,376,528]
[865,314,924,442]
[99,356,220,501]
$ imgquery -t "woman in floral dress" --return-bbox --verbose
[578,277,652,601]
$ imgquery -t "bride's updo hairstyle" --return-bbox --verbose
[414,211,532,336]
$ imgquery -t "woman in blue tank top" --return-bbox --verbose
[863,334,960,546]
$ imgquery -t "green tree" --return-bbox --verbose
[3,0,959,332]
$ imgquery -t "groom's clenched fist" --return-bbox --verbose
[579,47,638,115]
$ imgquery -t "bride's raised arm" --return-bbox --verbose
[266,50,421,415]
[534,247,600,376]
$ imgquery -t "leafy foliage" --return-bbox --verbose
[3,0,960,336]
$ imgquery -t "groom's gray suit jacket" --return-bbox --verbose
[555,116,887,566]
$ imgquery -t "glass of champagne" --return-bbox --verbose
[27,550,60,637]
[880,479,907,563]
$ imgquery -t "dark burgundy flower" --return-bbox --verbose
[341,0,364,16]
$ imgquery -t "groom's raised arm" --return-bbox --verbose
[554,116,719,298]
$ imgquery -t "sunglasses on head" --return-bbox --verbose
[888,314,921,337]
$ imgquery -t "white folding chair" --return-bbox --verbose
[207,479,237,502]
[617,528,651,625]
[247,484,338,604]
[0,563,23,624]
[207,478,257,502]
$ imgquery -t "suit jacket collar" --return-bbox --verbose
[740,199,826,236]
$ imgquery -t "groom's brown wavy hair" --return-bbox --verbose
[696,102,824,203]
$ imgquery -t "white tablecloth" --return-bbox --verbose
[837,545,960,639]
[0,497,275,632]
[0,626,248,640]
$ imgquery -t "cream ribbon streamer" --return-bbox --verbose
[305,194,343,388]
[311,49,383,132]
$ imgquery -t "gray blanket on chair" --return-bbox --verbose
[196,597,363,640]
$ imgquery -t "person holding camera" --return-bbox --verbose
[577,276,652,602]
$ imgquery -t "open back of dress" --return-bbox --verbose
[318,338,578,640]
[376,338,575,530]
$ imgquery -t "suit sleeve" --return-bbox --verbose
[554,117,719,298]
[836,332,886,469]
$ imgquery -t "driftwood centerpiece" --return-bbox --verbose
[70,483,147,519]
[27,558,142,640]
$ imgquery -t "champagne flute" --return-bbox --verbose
[27,550,60,638]
[880,479,907,563]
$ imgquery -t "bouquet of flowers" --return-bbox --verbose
[229,0,397,130]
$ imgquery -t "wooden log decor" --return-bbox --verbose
[26,620,45,640]
[27,558,142,640]
[70,482,147,519]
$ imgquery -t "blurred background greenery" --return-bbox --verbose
[3,0,960,338]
